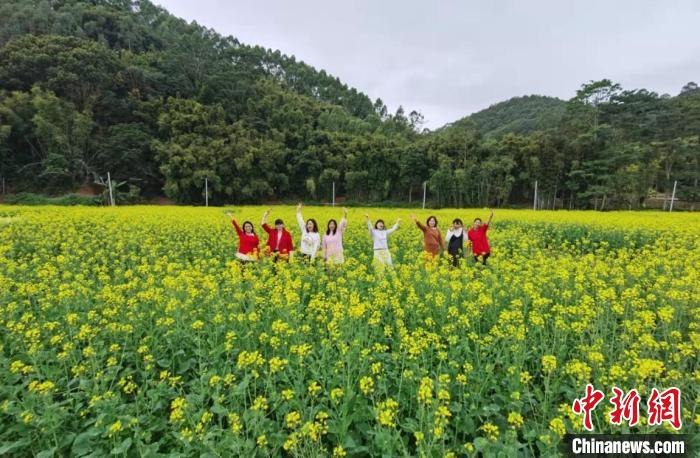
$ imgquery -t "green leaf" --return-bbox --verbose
[211,403,228,416]
[473,437,489,451]
[110,438,132,455]
[0,440,31,455]
[37,448,57,458]
[401,417,419,432]
[71,429,100,457]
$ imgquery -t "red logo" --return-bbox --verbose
[647,387,682,430]
[572,384,605,431]
[609,387,640,427]
[571,386,682,431]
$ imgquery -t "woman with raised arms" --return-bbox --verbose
[225,211,259,263]
[445,218,465,267]
[410,214,445,260]
[296,203,320,262]
[323,207,348,265]
[468,209,494,265]
[365,214,400,269]
[261,208,294,262]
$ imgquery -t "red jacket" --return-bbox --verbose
[262,223,294,255]
[468,224,490,255]
[232,219,260,256]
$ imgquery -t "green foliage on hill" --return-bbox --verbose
[448,95,566,138]
[0,0,698,208]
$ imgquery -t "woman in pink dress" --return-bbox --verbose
[322,207,348,265]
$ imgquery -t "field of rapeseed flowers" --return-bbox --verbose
[0,205,698,456]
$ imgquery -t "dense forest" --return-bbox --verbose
[0,0,698,209]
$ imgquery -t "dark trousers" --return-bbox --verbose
[448,251,462,267]
[474,253,490,265]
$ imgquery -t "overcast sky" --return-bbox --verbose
[156,0,700,128]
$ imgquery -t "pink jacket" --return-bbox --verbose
[322,217,347,263]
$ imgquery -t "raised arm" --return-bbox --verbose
[386,219,401,235]
[339,208,348,233]
[226,212,243,237]
[486,209,494,227]
[261,209,273,234]
[411,214,426,232]
[296,203,305,233]
[365,214,373,233]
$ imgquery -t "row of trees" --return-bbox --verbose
[0,0,698,208]
[430,82,699,209]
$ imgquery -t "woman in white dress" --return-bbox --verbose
[296,203,320,263]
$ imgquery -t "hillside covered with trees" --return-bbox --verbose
[0,0,698,209]
[446,95,567,139]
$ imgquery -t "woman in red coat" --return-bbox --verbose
[468,209,494,265]
[226,212,260,263]
[261,209,294,261]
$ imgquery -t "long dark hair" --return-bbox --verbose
[426,215,438,227]
[306,218,319,233]
[242,221,255,234]
[374,219,385,229]
[326,219,337,236]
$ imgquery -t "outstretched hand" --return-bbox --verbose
[297,203,302,211]
[225,212,232,218]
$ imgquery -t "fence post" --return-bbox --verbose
[107,172,115,206]
[669,180,678,212]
